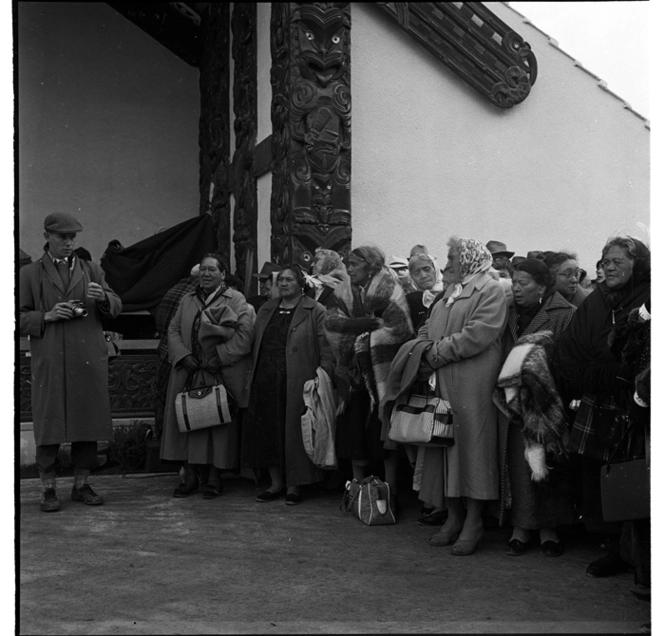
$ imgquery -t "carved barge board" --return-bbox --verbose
[199,4,232,262]
[270,2,352,270]
[232,3,259,283]
[377,2,537,109]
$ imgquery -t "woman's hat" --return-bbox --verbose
[388,256,409,270]
[253,262,281,280]
[485,240,514,258]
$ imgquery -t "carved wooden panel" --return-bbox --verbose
[377,2,537,108]
[232,3,259,283]
[199,3,232,262]
[19,355,158,422]
[270,3,352,270]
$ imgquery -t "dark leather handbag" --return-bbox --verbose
[175,372,235,433]
[600,423,650,523]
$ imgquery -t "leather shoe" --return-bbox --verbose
[173,480,199,498]
[429,526,462,547]
[541,540,564,557]
[71,484,104,505]
[255,490,282,502]
[417,510,447,527]
[506,538,529,556]
[451,529,484,556]
[40,488,60,512]
[202,483,224,499]
[586,553,630,578]
[285,493,301,506]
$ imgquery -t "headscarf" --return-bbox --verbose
[408,251,444,308]
[304,248,345,292]
[445,238,492,306]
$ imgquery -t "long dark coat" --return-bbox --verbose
[245,296,335,486]
[19,254,122,445]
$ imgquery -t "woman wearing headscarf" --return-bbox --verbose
[324,246,414,498]
[553,236,651,578]
[494,259,576,557]
[405,250,445,331]
[419,237,508,555]
[160,254,255,499]
[305,247,345,308]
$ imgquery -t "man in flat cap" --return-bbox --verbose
[19,213,122,512]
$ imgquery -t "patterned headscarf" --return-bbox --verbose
[455,238,493,282]
[445,238,493,306]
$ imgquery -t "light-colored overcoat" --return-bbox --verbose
[420,272,508,500]
[19,255,122,445]
[160,288,254,467]
[248,296,335,486]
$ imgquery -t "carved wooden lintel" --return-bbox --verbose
[232,3,258,283]
[270,3,352,270]
[377,2,537,108]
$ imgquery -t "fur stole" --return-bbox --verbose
[494,331,568,482]
[324,267,414,411]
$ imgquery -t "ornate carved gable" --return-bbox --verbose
[377,2,537,108]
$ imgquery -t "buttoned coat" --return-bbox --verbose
[420,272,508,500]
[160,288,254,467]
[247,296,335,486]
[19,255,122,445]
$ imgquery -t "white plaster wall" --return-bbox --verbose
[351,3,649,270]
[256,2,272,141]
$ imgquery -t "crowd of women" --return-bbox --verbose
[157,234,650,593]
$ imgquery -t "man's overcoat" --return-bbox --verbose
[19,255,122,445]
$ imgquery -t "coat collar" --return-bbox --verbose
[455,271,493,300]
[41,254,82,294]
[507,291,572,340]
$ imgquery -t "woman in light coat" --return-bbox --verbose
[419,237,508,555]
[160,254,255,499]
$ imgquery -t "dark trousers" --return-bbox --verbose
[36,441,98,475]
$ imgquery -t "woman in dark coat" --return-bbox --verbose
[243,265,335,505]
[553,236,650,577]
[494,259,576,557]
[161,254,254,499]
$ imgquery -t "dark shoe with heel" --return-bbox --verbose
[71,484,104,505]
[173,480,199,498]
[256,490,282,502]
[506,538,529,556]
[202,483,224,499]
[40,488,60,512]
[541,540,563,557]
[285,493,301,505]
[586,552,630,578]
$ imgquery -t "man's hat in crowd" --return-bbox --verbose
[526,250,545,261]
[44,212,83,233]
[485,240,514,258]
[253,262,281,280]
[388,256,409,270]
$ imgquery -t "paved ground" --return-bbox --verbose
[18,473,650,634]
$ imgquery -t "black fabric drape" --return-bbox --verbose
[100,215,217,313]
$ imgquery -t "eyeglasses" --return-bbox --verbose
[557,269,581,280]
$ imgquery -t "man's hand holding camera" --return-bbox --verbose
[45,302,75,322]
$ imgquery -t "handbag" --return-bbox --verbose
[388,391,454,447]
[175,371,235,433]
[600,422,650,523]
[340,476,396,526]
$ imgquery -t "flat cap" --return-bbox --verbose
[44,212,83,233]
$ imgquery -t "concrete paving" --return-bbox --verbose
[18,473,650,634]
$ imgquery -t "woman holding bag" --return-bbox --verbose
[160,254,255,499]
[242,265,335,505]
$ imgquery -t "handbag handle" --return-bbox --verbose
[183,369,222,392]
[605,416,638,472]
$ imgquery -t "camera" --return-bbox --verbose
[67,300,88,318]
